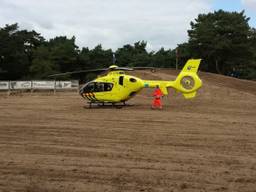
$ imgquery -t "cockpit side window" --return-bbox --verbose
[119,76,124,86]
[96,82,113,92]
[83,82,113,93]
[104,83,113,91]
[94,83,104,92]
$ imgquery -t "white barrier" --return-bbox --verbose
[10,81,32,89]
[55,81,72,89]
[32,81,54,89]
[0,80,79,92]
[0,81,9,90]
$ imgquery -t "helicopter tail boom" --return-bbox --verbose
[142,59,202,99]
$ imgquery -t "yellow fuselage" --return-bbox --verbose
[81,71,145,102]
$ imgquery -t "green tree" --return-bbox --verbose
[116,41,150,67]
[78,47,91,69]
[0,23,44,79]
[29,45,59,79]
[48,36,79,72]
[187,10,252,75]
[241,28,256,79]
[88,45,113,68]
[151,48,175,68]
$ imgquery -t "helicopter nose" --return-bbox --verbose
[79,85,86,94]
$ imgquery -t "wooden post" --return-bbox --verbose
[77,80,80,94]
[7,81,11,96]
[54,80,56,95]
[30,80,33,94]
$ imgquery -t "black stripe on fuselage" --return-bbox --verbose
[82,92,98,102]
[87,93,93,101]
[92,93,98,101]
[88,93,98,101]
[84,93,90,101]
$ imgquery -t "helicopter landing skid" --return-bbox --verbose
[84,101,133,109]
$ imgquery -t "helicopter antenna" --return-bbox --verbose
[112,53,116,64]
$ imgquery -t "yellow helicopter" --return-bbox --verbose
[50,59,202,107]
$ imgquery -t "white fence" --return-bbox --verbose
[0,80,79,93]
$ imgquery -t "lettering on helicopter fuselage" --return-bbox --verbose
[187,66,196,71]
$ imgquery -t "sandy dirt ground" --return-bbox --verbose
[0,71,256,192]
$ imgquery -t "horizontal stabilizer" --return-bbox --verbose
[159,86,168,95]
[183,92,197,99]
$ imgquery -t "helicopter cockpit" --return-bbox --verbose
[81,82,113,93]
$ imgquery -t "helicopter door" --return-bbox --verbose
[117,76,126,96]
[94,82,113,92]
[94,82,114,100]
[91,82,112,101]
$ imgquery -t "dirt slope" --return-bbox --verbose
[0,71,256,192]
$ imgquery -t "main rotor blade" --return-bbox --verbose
[48,68,107,78]
[132,67,156,72]
[114,67,134,71]
[48,65,156,78]
[113,66,156,71]
[132,67,155,70]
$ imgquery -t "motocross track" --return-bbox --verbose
[0,70,256,192]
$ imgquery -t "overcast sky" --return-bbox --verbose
[0,0,255,51]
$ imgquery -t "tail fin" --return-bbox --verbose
[180,59,201,73]
[172,59,202,99]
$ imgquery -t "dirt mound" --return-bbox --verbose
[131,69,256,95]
[0,70,256,192]
[199,72,256,95]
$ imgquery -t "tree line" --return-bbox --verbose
[0,10,255,80]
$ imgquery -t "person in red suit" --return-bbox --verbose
[152,85,164,109]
